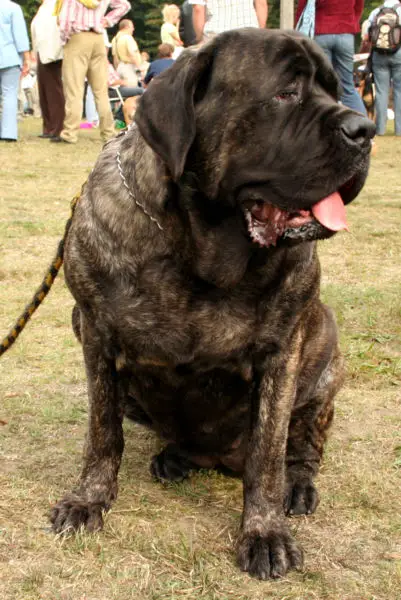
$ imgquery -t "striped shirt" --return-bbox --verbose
[59,0,130,43]
[188,0,259,36]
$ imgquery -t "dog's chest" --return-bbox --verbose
[96,251,301,369]
[103,256,282,367]
[114,283,260,366]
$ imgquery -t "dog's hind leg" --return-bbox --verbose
[71,304,82,343]
[284,307,344,516]
[51,317,125,533]
[150,444,200,482]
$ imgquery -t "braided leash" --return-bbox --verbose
[0,192,81,357]
[0,127,163,358]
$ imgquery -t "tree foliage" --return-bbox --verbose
[16,0,386,56]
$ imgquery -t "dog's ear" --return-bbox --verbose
[135,48,213,181]
[299,37,341,100]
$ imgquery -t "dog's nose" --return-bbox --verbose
[340,114,376,146]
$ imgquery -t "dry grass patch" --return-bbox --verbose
[0,120,400,600]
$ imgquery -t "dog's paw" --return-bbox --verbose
[237,527,303,579]
[50,494,105,534]
[284,474,319,516]
[150,445,194,482]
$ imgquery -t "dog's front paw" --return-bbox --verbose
[237,527,303,579]
[284,472,319,516]
[50,494,106,534]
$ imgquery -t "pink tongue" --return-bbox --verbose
[311,192,348,232]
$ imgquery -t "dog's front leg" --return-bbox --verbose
[237,340,303,579]
[51,320,124,534]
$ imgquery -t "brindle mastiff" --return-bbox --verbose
[51,29,375,579]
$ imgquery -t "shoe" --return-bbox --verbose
[50,136,73,144]
[0,138,17,142]
[38,133,53,139]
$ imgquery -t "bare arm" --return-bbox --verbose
[102,0,130,27]
[254,0,268,28]
[193,4,206,42]
[170,28,184,46]
[21,51,30,77]
[129,50,142,68]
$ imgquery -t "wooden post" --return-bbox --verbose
[280,0,294,29]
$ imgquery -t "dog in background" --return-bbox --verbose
[359,69,375,121]
[122,95,141,126]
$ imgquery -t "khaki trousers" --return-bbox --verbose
[61,32,115,143]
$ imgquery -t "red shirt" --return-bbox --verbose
[295,0,365,35]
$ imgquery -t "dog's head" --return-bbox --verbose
[136,29,375,251]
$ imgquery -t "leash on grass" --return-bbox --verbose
[0,191,81,357]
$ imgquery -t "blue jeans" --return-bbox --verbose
[0,65,20,140]
[315,33,367,116]
[372,48,401,135]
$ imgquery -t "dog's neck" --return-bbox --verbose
[116,124,165,231]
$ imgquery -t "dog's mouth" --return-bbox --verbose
[244,187,350,248]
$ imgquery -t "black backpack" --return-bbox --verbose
[370,4,401,54]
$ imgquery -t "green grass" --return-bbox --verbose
[0,119,400,600]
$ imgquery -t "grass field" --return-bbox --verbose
[0,119,400,600]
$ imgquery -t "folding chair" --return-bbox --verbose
[108,86,124,118]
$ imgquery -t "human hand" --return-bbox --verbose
[21,62,29,78]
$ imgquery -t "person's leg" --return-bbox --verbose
[332,34,367,115]
[87,34,115,142]
[314,34,334,65]
[0,66,20,140]
[37,58,52,135]
[120,86,144,99]
[390,49,401,136]
[85,84,99,124]
[46,60,65,136]
[372,52,391,135]
[24,88,34,114]
[17,81,25,117]
[30,78,41,118]
[60,33,91,143]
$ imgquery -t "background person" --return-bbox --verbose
[31,0,65,139]
[161,4,183,58]
[52,0,130,144]
[108,61,144,97]
[20,58,41,118]
[295,0,367,115]
[179,0,197,47]
[364,0,401,136]
[144,43,175,86]
[189,0,268,42]
[111,19,142,87]
[0,0,30,142]
[139,51,150,82]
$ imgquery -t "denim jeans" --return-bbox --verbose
[315,33,367,116]
[372,48,401,136]
[0,65,20,140]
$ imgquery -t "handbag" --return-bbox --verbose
[295,0,316,39]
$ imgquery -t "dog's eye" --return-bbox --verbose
[274,90,299,102]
